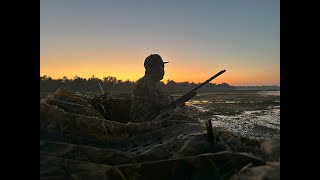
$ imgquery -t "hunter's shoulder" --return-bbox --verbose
[136,76,154,87]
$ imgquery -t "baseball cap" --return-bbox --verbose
[144,54,169,69]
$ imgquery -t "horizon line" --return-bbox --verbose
[40,74,280,87]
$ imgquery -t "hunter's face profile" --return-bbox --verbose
[144,54,168,81]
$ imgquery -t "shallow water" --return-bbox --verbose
[184,91,280,140]
[257,90,280,96]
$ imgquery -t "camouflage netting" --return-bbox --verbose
[40,88,280,180]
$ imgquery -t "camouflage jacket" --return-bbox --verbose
[130,76,174,122]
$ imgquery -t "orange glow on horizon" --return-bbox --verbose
[40,65,279,86]
[40,52,279,86]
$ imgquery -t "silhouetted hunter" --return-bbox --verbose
[129,54,192,122]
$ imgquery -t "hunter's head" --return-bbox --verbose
[144,54,168,81]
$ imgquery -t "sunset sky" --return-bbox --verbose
[40,0,280,86]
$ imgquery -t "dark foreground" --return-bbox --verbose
[40,88,280,180]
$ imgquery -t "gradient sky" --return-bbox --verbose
[41,0,280,86]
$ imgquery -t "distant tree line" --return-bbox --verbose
[40,75,236,93]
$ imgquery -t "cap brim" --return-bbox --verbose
[163,62,169,64]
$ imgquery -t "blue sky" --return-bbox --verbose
[41,0,280,86]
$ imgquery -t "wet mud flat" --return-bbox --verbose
[183,90,280,140]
